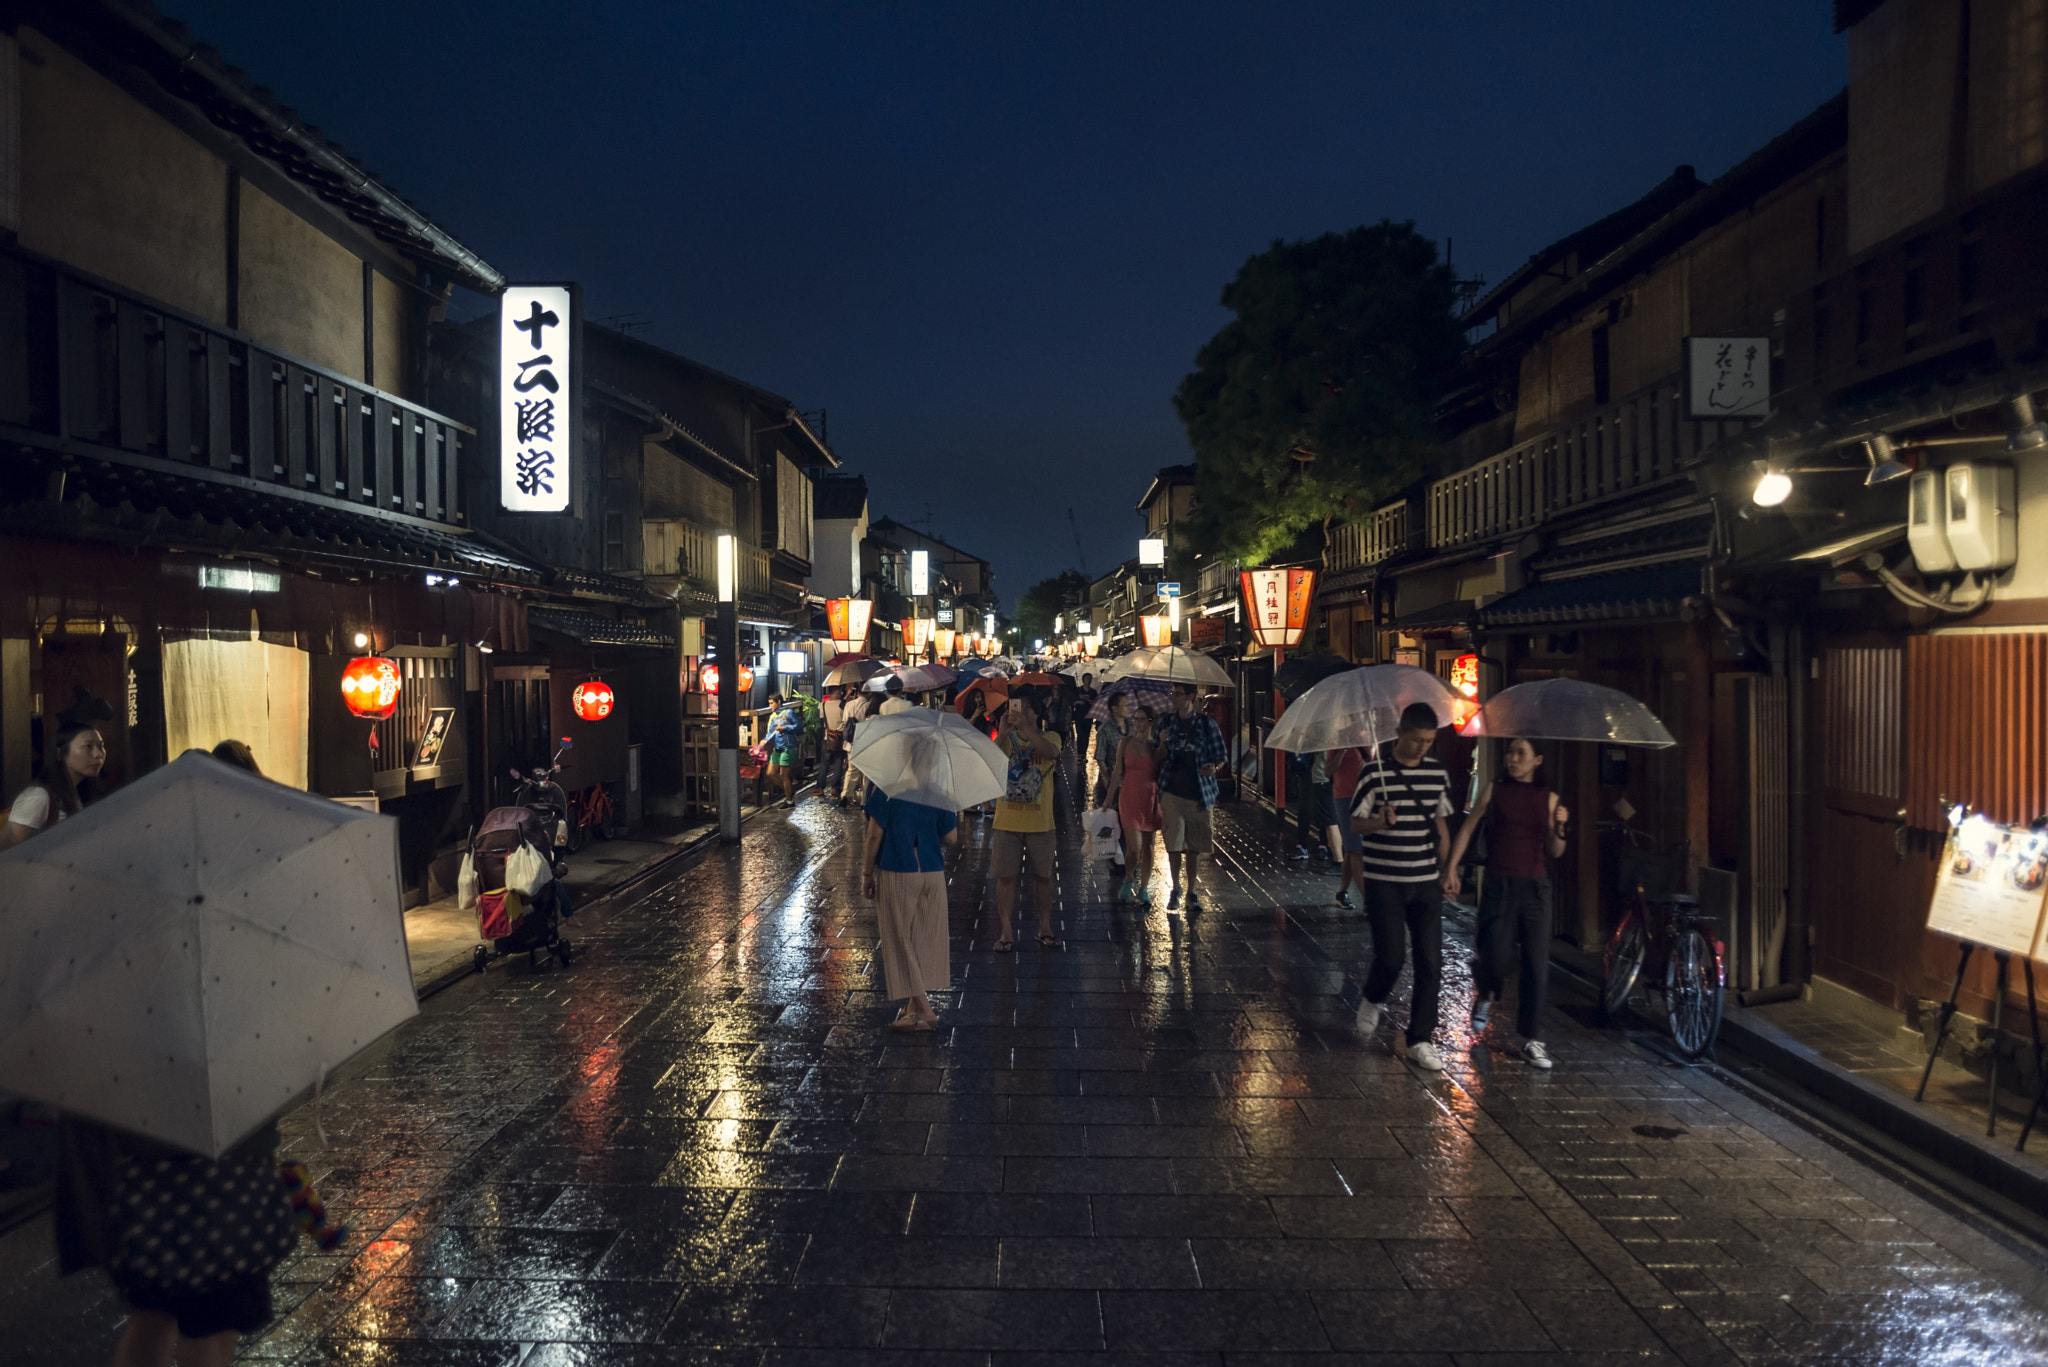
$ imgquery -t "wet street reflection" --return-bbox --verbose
[6,753,2048,1363]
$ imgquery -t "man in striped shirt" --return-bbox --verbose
[1348,702,1454,1071]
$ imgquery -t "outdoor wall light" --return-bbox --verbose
[715,533,737,603]
[2003,395,2048,452]
[1862,434,1911,485]
[352,631,371,649]
[1752,468,1793,507]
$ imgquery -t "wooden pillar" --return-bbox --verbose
[0,637,28,800]
[1687,616,1713,891]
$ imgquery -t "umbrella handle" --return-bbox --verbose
[313,1060,329,1151]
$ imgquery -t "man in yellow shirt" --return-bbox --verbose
[993,690,1063,951]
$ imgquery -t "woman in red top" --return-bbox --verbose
[1445,737,1570,1069]
[1110,706,1163,906]
[1324,746,1366,908]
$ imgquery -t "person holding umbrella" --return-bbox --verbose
[1156,683,1228,914]
[862,785,959,1032]
[1108,704,1163,905]
[1348,702,1456,1071]
[1445,737,1568,1070]
[993,690,1063,951]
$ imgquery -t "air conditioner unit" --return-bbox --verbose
[1945,460,2017,571]
[1907,468,1957,573]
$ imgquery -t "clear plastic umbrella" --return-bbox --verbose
[849,708,1010,809]
[1461,678,1676,748]
[1265,664,1463,754]
[1111,646,1232,688]
[1100,648,1159,682]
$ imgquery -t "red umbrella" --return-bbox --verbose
[825,651,874,669]
[956,679,1009,716]
[1013,672,1063,688]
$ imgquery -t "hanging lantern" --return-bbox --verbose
[933,628,956,657]
[340,655,401,720]
[1240,567,1318,648]
[1139,614,1172,648]
[826,597,873,655]
[1081,633,1100,658]
[572,677,616,721]
[700,663,755,695]
[901,617,933,652]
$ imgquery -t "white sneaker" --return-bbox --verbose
[1354,998,1382,1036]
[1471,997,1491,1030]
[1523,1040,1553,1070]
[1406,1040,1445,1071]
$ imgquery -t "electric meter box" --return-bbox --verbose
[1944,460,2017,571]
[1907,468,1957,573]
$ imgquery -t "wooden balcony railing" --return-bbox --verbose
[1196,559,1239,601]
[1327,500,1419,571]
[642,517,772,597]
[1428,379,1740,549]
[0,245,471,527]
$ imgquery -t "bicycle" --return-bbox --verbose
[572,781,619,841]
[1598,826,1724,1059]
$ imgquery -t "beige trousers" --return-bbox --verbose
[876,869,950,1000]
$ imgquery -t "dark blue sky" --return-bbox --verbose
[175,1,1844,599]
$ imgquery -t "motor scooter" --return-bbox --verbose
[511,736,583,855]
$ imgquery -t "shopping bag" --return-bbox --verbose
[457,852,480,911]
[1081,808,1122,860]
[505,841,552,898]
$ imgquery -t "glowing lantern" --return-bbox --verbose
[572,678,616,721]
[1140,614,1172,647]
[826,597,873,654]
[933,628,956,657]
[901,617,933,652]
[1240,567,1317,648]
[1450,653,1479,700]
[340,655,401,720]
[1081,633,1100,658]
[701,663,754,695]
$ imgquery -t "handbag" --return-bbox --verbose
[1464,802,1494,867]
[457,852,480,910]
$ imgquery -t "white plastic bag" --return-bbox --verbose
[505,842,553,899]
[457,852,480,911]
[1082,808,1122,861]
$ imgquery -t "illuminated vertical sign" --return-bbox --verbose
[909,549,930,596]
[500,284,577,513]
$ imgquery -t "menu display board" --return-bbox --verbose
[1926,815,2048,957]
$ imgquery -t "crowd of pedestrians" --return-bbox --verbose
[832,661,1572,1082]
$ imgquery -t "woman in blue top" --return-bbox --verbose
[862,787,959,1031]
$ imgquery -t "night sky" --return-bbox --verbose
[171,2,1844,599]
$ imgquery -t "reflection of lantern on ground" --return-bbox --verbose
[340,656,402,720]
[572,678,615,721]
[701,663,754,695]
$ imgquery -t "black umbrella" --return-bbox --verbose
[1273,654,1355,703]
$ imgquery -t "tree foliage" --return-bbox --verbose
[1175,221,1463,564]
[1013,570,1090,645]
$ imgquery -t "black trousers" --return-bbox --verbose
[1476,873,1552,1040]
[1362,878,1444,1043]
[818,746,848,797]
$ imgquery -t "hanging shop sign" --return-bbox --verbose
[340,656,402,720]
[1140,614,1172,648]
[901,617,933,652]
[1451,653,1480,700]
[499,284,579,513]
[933,628,957,657]
[826,597,873,654]
[1684,336,1770,420]
[1240,567,1317,648]
[1189,616,1227,648]
[700,663,754,696]
[909,550,930,596]
[571,678,616,721]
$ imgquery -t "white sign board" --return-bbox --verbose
[500,285,575,512]
[1926,816,2048,957]
[909,550,930,596]
[1685,336,1770,419]
[1138,538,1166,567]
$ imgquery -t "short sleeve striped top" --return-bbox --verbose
[1349,750,1453,884]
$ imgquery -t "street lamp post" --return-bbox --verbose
[717,533,740,843]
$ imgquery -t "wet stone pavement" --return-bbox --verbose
[7,751,2048,1365]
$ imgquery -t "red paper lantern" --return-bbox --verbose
[572,678,616,721]
[340,655,402,720]
[701,663,755,695]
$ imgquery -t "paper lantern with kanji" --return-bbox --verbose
[1240,567,1317,648]
[826,597,873,654]
[572,678,616,721]
[340,655,401,720]
[901,617,933,652]
[700,663,754,695]
[1139,614,1172,648]
[933,628,956,657]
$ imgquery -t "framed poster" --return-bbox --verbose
[1925,816,2048,957]
[414,707,457,766]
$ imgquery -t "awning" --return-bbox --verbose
[1479,562,1702,629]
[1724,522,1906,576]
[1391,600,1476,635]
[528,608,675,651]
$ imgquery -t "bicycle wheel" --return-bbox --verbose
[1665,928,1724,1057]
[1603,915,1646,1018]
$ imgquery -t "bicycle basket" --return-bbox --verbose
[1616,840,1689,901]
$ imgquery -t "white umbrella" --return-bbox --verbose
[1101,647,1161,682]
[1462,678,1676,748]
[849,708,1009,810]
[0,751,416,1157]
[1265,663,1463,754]
[1118,645,1232,688]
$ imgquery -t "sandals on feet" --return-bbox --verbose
[1037,933,1062,949]
[992,938,1015,952]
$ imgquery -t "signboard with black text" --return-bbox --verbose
[500,284,579,513]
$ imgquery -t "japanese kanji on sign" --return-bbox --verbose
[1239,567,1316,648]
[500,284,578,512]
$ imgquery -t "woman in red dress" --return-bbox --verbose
[1110,705,1163,905]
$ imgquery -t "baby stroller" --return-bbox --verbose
[467,805,574,973]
